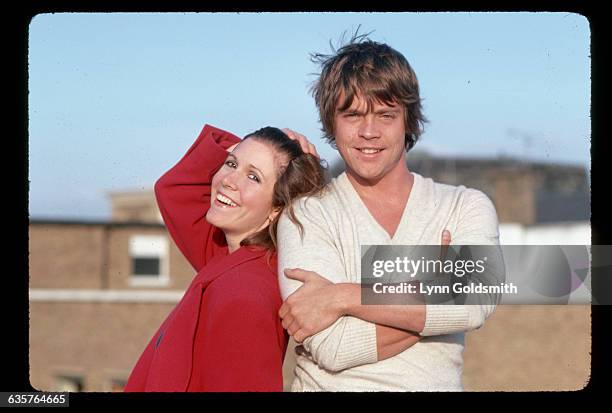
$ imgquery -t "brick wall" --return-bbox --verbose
[29,222,197,292]
[29,301,175,391]
[29,224,106,290]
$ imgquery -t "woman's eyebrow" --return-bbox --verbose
[249,164,265,179]
[229,153,266,180]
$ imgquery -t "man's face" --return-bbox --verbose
[333,93,407,184]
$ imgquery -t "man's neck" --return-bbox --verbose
[345,162,414,238]
[346,162,413,200]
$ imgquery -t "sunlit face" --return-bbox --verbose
[206,138,282,248]
[333,92,408,184]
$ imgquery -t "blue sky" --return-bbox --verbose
[28,12,590,219]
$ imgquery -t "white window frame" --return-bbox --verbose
[128,235,170,287]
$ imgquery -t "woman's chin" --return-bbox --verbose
[205,210,225,228]
[206,211,238,235]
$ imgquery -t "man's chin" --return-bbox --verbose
[346,168,384,183]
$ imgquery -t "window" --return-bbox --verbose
[129,235,169,287]
[133,257,160,276]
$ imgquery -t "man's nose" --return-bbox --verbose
[358,116,381,140]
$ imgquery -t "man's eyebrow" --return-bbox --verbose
[337,106,402,114]
[337,107,365,114]
[374,107,402,114]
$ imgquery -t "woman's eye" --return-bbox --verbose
[248,173,260,182]
[225,160,237,168]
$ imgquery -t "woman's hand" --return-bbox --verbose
[279,268,343,343]
[282,128,320,158]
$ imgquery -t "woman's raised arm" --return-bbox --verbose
[154,124,241,271]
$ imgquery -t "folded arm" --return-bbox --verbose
[278,189,502,374]
[277,200,421,372]
[420,189,502,336]
[310,189,502,338]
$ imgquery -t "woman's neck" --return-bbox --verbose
[224,235,241,254]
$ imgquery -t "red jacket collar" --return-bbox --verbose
[193,246,271,288]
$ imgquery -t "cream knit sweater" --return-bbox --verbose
[277,171,501,391]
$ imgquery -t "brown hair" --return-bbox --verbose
[310,30,427,150]
[238,127,327,253]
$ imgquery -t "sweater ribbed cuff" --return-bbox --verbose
[334,317,378,371]
[420,305,470,337]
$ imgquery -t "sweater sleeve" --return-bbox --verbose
[421,189,503,336]
[154,124,241,272]
[195,274,286,392]
[277,199,378,372]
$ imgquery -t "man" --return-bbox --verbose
[277,33,501,391]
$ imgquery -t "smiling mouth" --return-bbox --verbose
[215,193,239,207]
[356,148,384,154]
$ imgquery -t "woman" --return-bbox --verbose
[124,124,325,392]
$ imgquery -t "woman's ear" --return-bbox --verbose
[268,206,282,223]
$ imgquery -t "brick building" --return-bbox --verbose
[29,191,198,392]
[29,156,591,392]
[329,151,591,226]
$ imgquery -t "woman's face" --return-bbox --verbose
[206,138,282,246]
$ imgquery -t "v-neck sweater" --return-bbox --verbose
[277,171,500,391]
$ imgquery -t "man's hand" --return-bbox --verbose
[279,269,344,343]
[440,229,451,259]
[282,128,320,158]
[279,229,452,345]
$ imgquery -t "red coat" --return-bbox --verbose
[124,124,288,392]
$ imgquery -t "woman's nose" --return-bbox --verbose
[221,171,238,190]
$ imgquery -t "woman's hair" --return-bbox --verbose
[309,30,427,151]
[238,126,327,252]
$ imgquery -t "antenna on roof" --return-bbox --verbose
[507,128,535,164]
